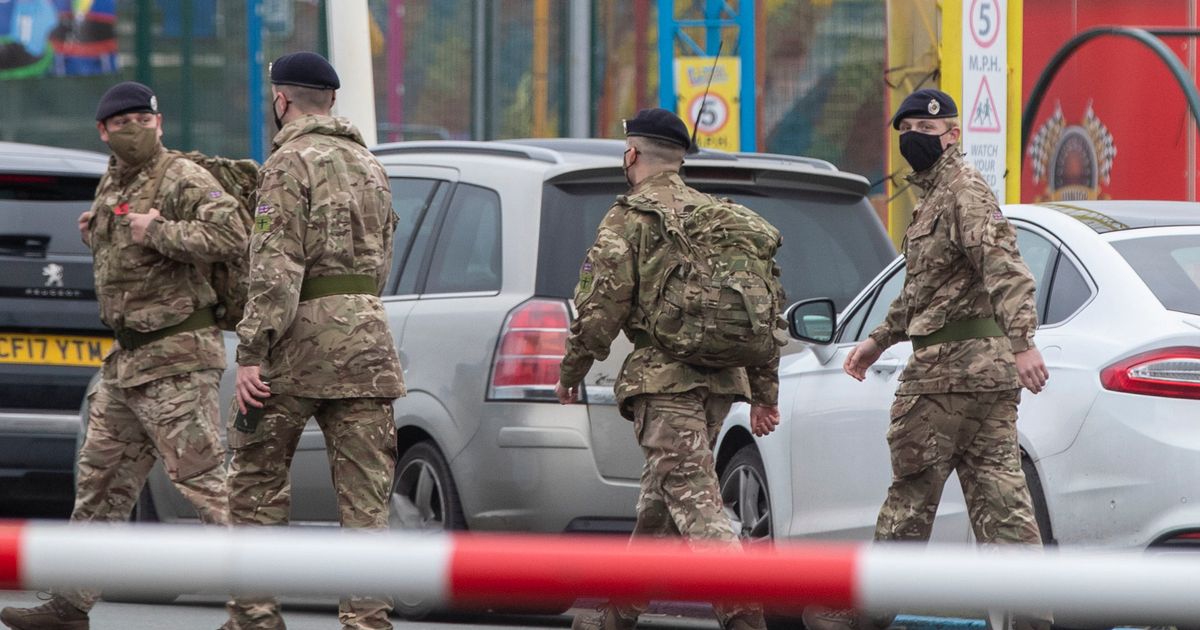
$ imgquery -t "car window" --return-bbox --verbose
[1044,255,1090,325]
[395,184,450,295]
[1111,234,1200,316]
[852,266,905,342]
[837,291,871,344]
[0,174,98,256]
[387,178,441,295]
[424,183,502,294]
[1015,228,1057,322]
[536,183,894,310]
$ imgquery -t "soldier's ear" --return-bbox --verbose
[97,121,109,143]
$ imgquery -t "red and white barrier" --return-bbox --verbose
[1,521,1198,623]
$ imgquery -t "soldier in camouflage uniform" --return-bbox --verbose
[0,82,246,630]
[222,52,404,630]
[803,89,1051,630]
[555,108,781,630]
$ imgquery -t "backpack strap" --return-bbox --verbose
[139,151,182,215]
[621,192,711,275]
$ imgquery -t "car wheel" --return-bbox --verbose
[1021,457,1054,545]
[390,441,465,533]
[720,444,772,543]
[720,445,801,630]
[391,441,465,619]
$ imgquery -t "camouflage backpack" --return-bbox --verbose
[147,151,259,330]
[626,192,784,369]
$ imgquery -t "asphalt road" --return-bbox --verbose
[0,592,722,630]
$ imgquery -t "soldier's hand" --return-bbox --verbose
[750,404,780,437]
[844,337,883,381]
[236,365,272,414]
[554,381,578,405]
[77,210,94,245]
[128,207,161,245]
[1015,347,1049,394]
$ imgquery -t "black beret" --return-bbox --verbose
[95,81,158,122]
[891,88,958,130]
[624,108,694,153]
[270,51,341,90]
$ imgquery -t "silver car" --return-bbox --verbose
[86,139,895,539]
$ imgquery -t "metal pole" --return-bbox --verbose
[387,0,406,142]
[180,0,193,149]
[737,0,756,151]
[247,0,264,161]
[568,0,592,137]
[705,0,723,54]
[325,0,379,147]
[135,0,152,85]
[533,0,550,137]
[657,0,674,110]
[634,0,649,110]
[471,0,486,140]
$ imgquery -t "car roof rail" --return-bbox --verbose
[731,152,838,171]
[371,141,563,164]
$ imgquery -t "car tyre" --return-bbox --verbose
[391,440,465,619]
[720,444,772,543]
[719,443,801,629]
[1021,457,1054,545]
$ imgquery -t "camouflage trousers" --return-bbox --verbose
[59,368,230,612]
[875,389,1041,544]
[224,394,397,630]
[585,389,765,630]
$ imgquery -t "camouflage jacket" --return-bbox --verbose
[559,171,781,419]
[236,115,404,400]
[868,149,1038,394]
[90,146,247,387]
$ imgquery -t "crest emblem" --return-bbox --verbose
[150,95,158,112]
[42,263,64,288]
[1028,101,1116,202]
[928,99,940,115]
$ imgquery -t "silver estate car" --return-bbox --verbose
[84,139,895,539]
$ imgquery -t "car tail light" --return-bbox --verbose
[1100,347,1200,400]
[487,298,571,401]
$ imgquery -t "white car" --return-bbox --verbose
[715,201,1200,551]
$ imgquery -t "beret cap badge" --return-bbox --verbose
[928,99,940,115]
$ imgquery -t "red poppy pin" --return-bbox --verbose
[114,202,130,216]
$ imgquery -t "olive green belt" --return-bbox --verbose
[910,317,1004,351]
[299,274,377,302]
[115,307,216,352]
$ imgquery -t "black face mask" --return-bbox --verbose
[622,147,638,187]
[272,94,291,131]
[899,129,952,172]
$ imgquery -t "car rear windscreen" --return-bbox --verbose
[0,174,98,256]
[1111,234,1200,316]
[537,182,896,310]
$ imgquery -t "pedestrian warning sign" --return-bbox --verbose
[962,0,1008,201]
[967,76,1001,133]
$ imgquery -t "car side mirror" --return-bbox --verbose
[788,298,837,345]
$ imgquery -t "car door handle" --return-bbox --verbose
[871,359,902,375]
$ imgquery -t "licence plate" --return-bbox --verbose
[0,333,112,367]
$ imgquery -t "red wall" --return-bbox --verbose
[1022,0,1197,202]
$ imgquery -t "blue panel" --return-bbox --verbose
[247,0,264,161]
[657,0,674,111]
